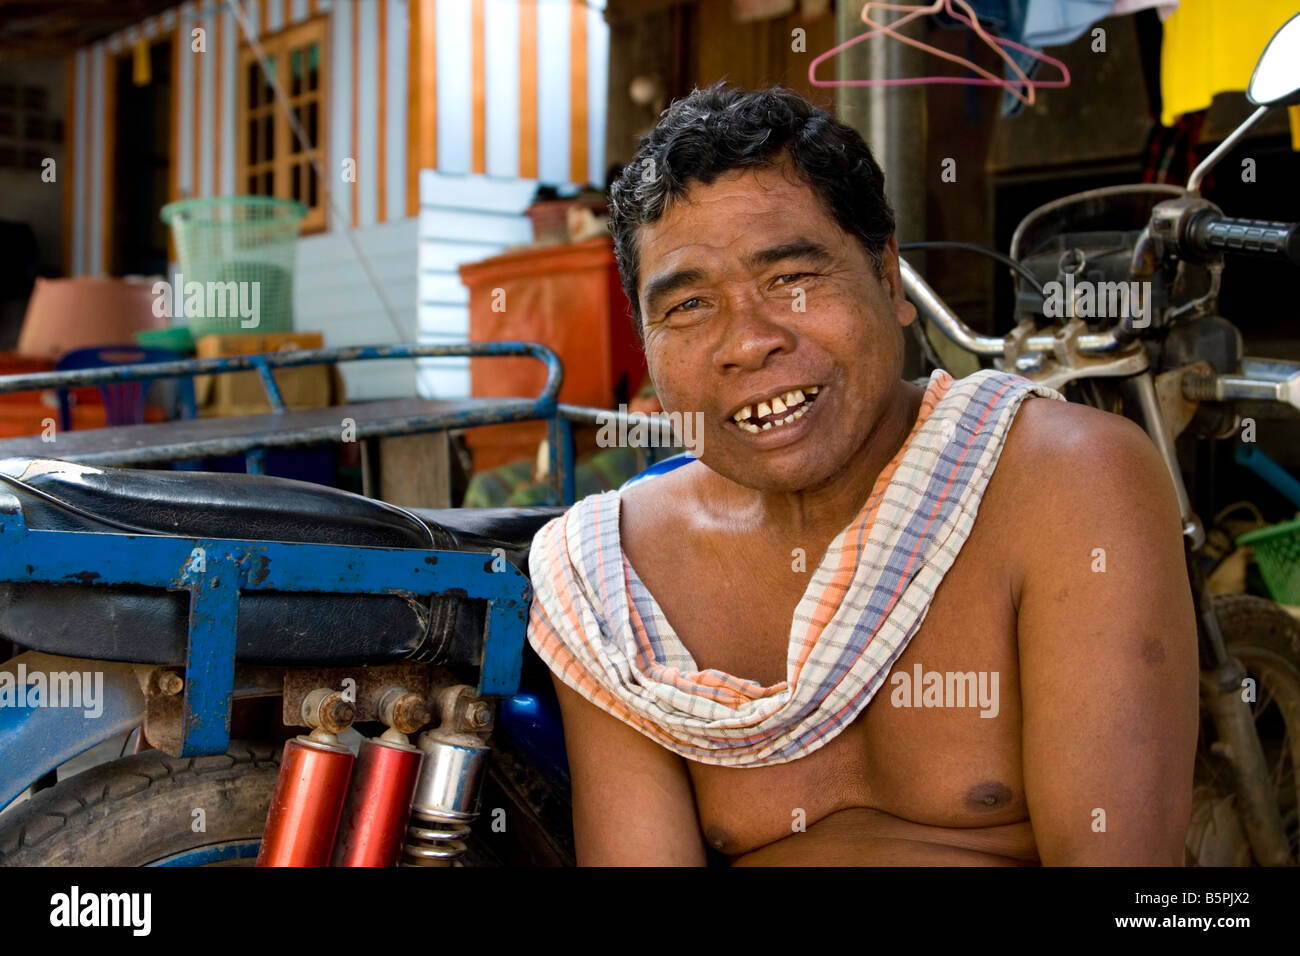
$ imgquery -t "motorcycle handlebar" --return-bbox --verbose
[1185,212,1300,264]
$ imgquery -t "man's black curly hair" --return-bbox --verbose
[607,82,896,340]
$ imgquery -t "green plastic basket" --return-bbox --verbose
[1237,516,1300,606]
[133,326,194,354]
[160,196,305,338]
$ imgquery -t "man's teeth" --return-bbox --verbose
[732,387,820,433]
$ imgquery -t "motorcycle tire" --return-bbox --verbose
[1187,593,1300,865]
[0,740,279,867]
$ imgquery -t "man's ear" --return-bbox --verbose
[880,235,917,328]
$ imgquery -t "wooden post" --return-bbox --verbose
[378,431,452,509]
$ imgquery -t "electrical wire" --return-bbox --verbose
[898,240,1046,295]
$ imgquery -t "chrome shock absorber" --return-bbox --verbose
[402,685,494,866]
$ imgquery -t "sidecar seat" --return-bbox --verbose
[0,457,564,668]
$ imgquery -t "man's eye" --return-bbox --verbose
[667,297,703,315]
[774,273,807,285]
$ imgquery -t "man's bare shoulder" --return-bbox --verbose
[995,393,1167,504]
[989,392,1182,598]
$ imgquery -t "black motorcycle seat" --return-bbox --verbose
[0,458,566,667]
[409,506,565,559]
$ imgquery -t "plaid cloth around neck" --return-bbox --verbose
[526,369,1066,768]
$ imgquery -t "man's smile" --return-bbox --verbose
[725,385,825,444]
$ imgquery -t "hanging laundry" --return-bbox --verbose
[1161,0,1300,146]
[933,0,1039,116]
[1112,0,1180,18]
[1020,0,1113,48]
[931,0,1189,118]
[947,0,1117,116]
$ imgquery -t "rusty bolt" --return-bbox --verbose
[433,684,493,733]
[302,687,355,734]
[378,687,432,735]
[158,672,184,696]
[146,669,184,698]
[467,701,493,729]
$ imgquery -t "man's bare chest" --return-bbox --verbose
[628,502,1028,857]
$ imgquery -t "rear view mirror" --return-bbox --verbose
[1248,12,1300,107]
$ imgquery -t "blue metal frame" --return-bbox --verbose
[0,504,532,761]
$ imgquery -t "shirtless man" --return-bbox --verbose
[528,83,1198,865]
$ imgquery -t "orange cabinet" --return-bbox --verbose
[458,236,646,473]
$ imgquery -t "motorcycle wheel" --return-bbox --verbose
[1187,594,1300,865]
[0,740,279,866]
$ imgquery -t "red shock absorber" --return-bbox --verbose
[331,730,424,867]
[330,686,429,867]
[258,732,355,866]
[258,689,356,867]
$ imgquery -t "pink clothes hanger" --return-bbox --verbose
[855,0,1035,105]
[809,0,1071,108]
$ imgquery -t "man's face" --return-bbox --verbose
[635,157,917,493]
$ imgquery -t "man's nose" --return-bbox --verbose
[713,295,795,372]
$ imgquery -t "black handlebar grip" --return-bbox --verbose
[1187,213,1300,264]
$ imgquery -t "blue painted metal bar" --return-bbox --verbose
[547,416,576,506]
[0,522,530,615]
[244,447,266,475]
[550,403,693,506]
[180,555,240,756]
[0,343,564,407]
[246,354,287,412]
[560,419,576,506]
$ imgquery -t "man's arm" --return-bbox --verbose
[1010,399,1199,865]
[550,673,709,865]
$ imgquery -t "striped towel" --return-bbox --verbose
[526,369,1066,768]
